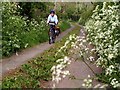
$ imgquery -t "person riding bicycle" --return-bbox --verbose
[47,10,58,44]
[47,10,58,26]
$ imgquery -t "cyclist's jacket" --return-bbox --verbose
[47,14,58,25]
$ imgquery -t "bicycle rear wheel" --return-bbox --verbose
[49,28,55,44]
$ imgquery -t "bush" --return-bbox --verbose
[58,20,71,32]
[78,4,94,25]
[2,3,48,57]
[2,15,27,56]
[85,2,120,88]
[19,19,48,47]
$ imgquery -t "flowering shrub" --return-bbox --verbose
[85,2,120,88]
[2,2,48,56]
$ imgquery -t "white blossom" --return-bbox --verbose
[110,78,120,88]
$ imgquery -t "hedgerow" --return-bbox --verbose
[2,2,48,57]
[85,2,120,88]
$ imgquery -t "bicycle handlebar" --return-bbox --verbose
[49,22,56,25]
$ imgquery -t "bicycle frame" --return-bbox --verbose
[48,23,56,44]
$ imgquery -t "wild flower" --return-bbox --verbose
[51,56,71,87]
[105,65,115,75]
[108,54,114,60]
[110,78,120,88]
[89,56,94,62]
[91,48,95,52]
[82,75,93,88]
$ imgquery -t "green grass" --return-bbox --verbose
[58,20,71,32]
[2,24,80,88]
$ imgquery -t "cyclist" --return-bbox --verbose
[47,10,58,44]
[47,10,58,26]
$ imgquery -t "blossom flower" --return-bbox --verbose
[108,54,114,60]
[51,56,71,87]
[91,48,96,52]
[85,48,89,51]
[110,78,120,88]
[82,75,93,88]
[89,56,94,61]
[88,75,91,78]
[105,65,116,75]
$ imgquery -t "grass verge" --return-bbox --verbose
[58,20,71,32]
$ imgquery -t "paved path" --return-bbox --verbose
[54,59,103,88]
[0,25,75,79]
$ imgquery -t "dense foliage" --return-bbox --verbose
[85,2,120,88]
[55,2,94,22]
[2,2,48,56]
[78,3,95,25]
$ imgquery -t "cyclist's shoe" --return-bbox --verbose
[49,41,51,44]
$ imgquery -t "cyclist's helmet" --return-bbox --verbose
[50,10,55,14]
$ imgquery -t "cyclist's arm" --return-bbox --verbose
[55,15,58,25]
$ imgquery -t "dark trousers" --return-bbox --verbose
[50,25,55,35]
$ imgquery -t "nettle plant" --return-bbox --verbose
[85,2,120,88]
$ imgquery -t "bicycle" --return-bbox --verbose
[48,22,56,44]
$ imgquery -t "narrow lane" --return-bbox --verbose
[0,25,75,79]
